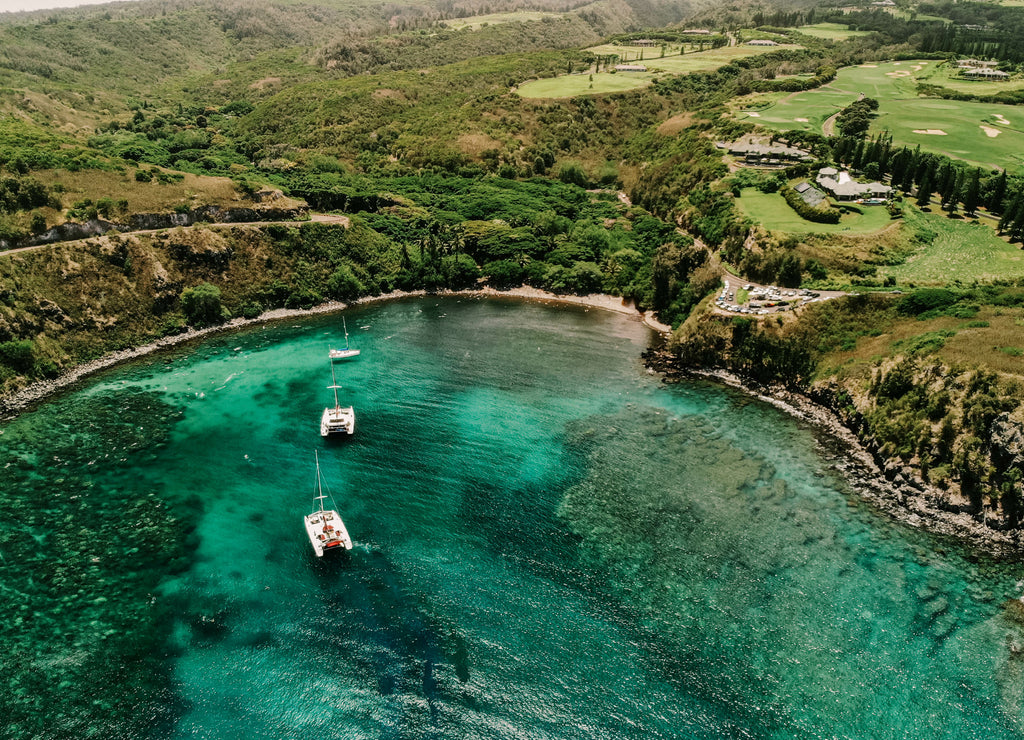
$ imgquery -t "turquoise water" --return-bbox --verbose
[4,296,1024,739]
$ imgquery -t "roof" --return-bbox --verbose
[963,67,1009,77]
[829,181,891,197]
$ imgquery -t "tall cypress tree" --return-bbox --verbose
[941,167,961,211]
[963,168,981,216]
[988,169,1007,213]
[901,149,920,192]
[889,148,909,188]
[916,168,934,207]
[877,136,893,177]
[851,140,866,170]
[833,136,852,164]
[999,192,1023,234]
[935,162,954,202]
[1010,208,1024,242]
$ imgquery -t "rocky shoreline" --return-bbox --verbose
[643,347,1024,556]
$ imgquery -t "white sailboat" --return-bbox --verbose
[304,452,353,557]
[320,360,355,437]
[329,317,360,360]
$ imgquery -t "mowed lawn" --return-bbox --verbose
[879,206,1024,283]
[737,60,1024,171]
[518,44,801,98]
[442,11,566,30]
[797,23,874,39]
[915,61,1024,96]
[734,188,897,234]
[517,72,653,97]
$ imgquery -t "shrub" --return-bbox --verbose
[0,339,35,373]
[780,185,840,224]
[483,260,525,290]
[326,264,365,301]
[239,302,264,320]
[897,288,958,316]
[179,283,227,326]
[443,254,481,290]
[566,260,604,294]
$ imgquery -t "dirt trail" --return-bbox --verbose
[1,213,349,257]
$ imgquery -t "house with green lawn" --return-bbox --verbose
[815,167,892,201]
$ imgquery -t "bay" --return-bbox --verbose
[2,296,1024,739]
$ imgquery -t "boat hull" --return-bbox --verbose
[321,406,355,437]
[329,348,360,360]
[304,509,353,557]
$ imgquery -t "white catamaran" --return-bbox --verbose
[329,317,360,360]
[320,360,355,437]
[304,452,353,557]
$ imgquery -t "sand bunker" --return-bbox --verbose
[981,125,1001,138]
[913,129,948,135]
[995,114,1010,125]
[795,117,809,122]
[859,64,878,68]
[747,112,761,117]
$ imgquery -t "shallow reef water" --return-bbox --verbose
[3,296,1024,739]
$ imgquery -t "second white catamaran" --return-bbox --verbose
[320,360,355,437]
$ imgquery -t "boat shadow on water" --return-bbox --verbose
[304,543,476,722]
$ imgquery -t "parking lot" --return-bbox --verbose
[713,274,847,316]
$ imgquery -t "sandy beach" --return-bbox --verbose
[0,286,671,418]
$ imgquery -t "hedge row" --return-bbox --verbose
[780,185,841,223]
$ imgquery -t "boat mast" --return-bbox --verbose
[343,316,350,350]
[329,360,341,409]
[314,451,327,513]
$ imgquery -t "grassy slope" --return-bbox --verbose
[879,206,1024,284]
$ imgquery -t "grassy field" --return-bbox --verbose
[915,60,1024,95]
[518,44,800,98]
[796,23,874,40]
[441,11,566,30]
[734,187,896,234]
[878,206,1024,284]
[517,71,652,97]
[821,311,1024,380]
[583,42,800,71]
[736,60,1024,171]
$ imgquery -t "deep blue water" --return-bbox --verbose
[4,296,1024,739]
